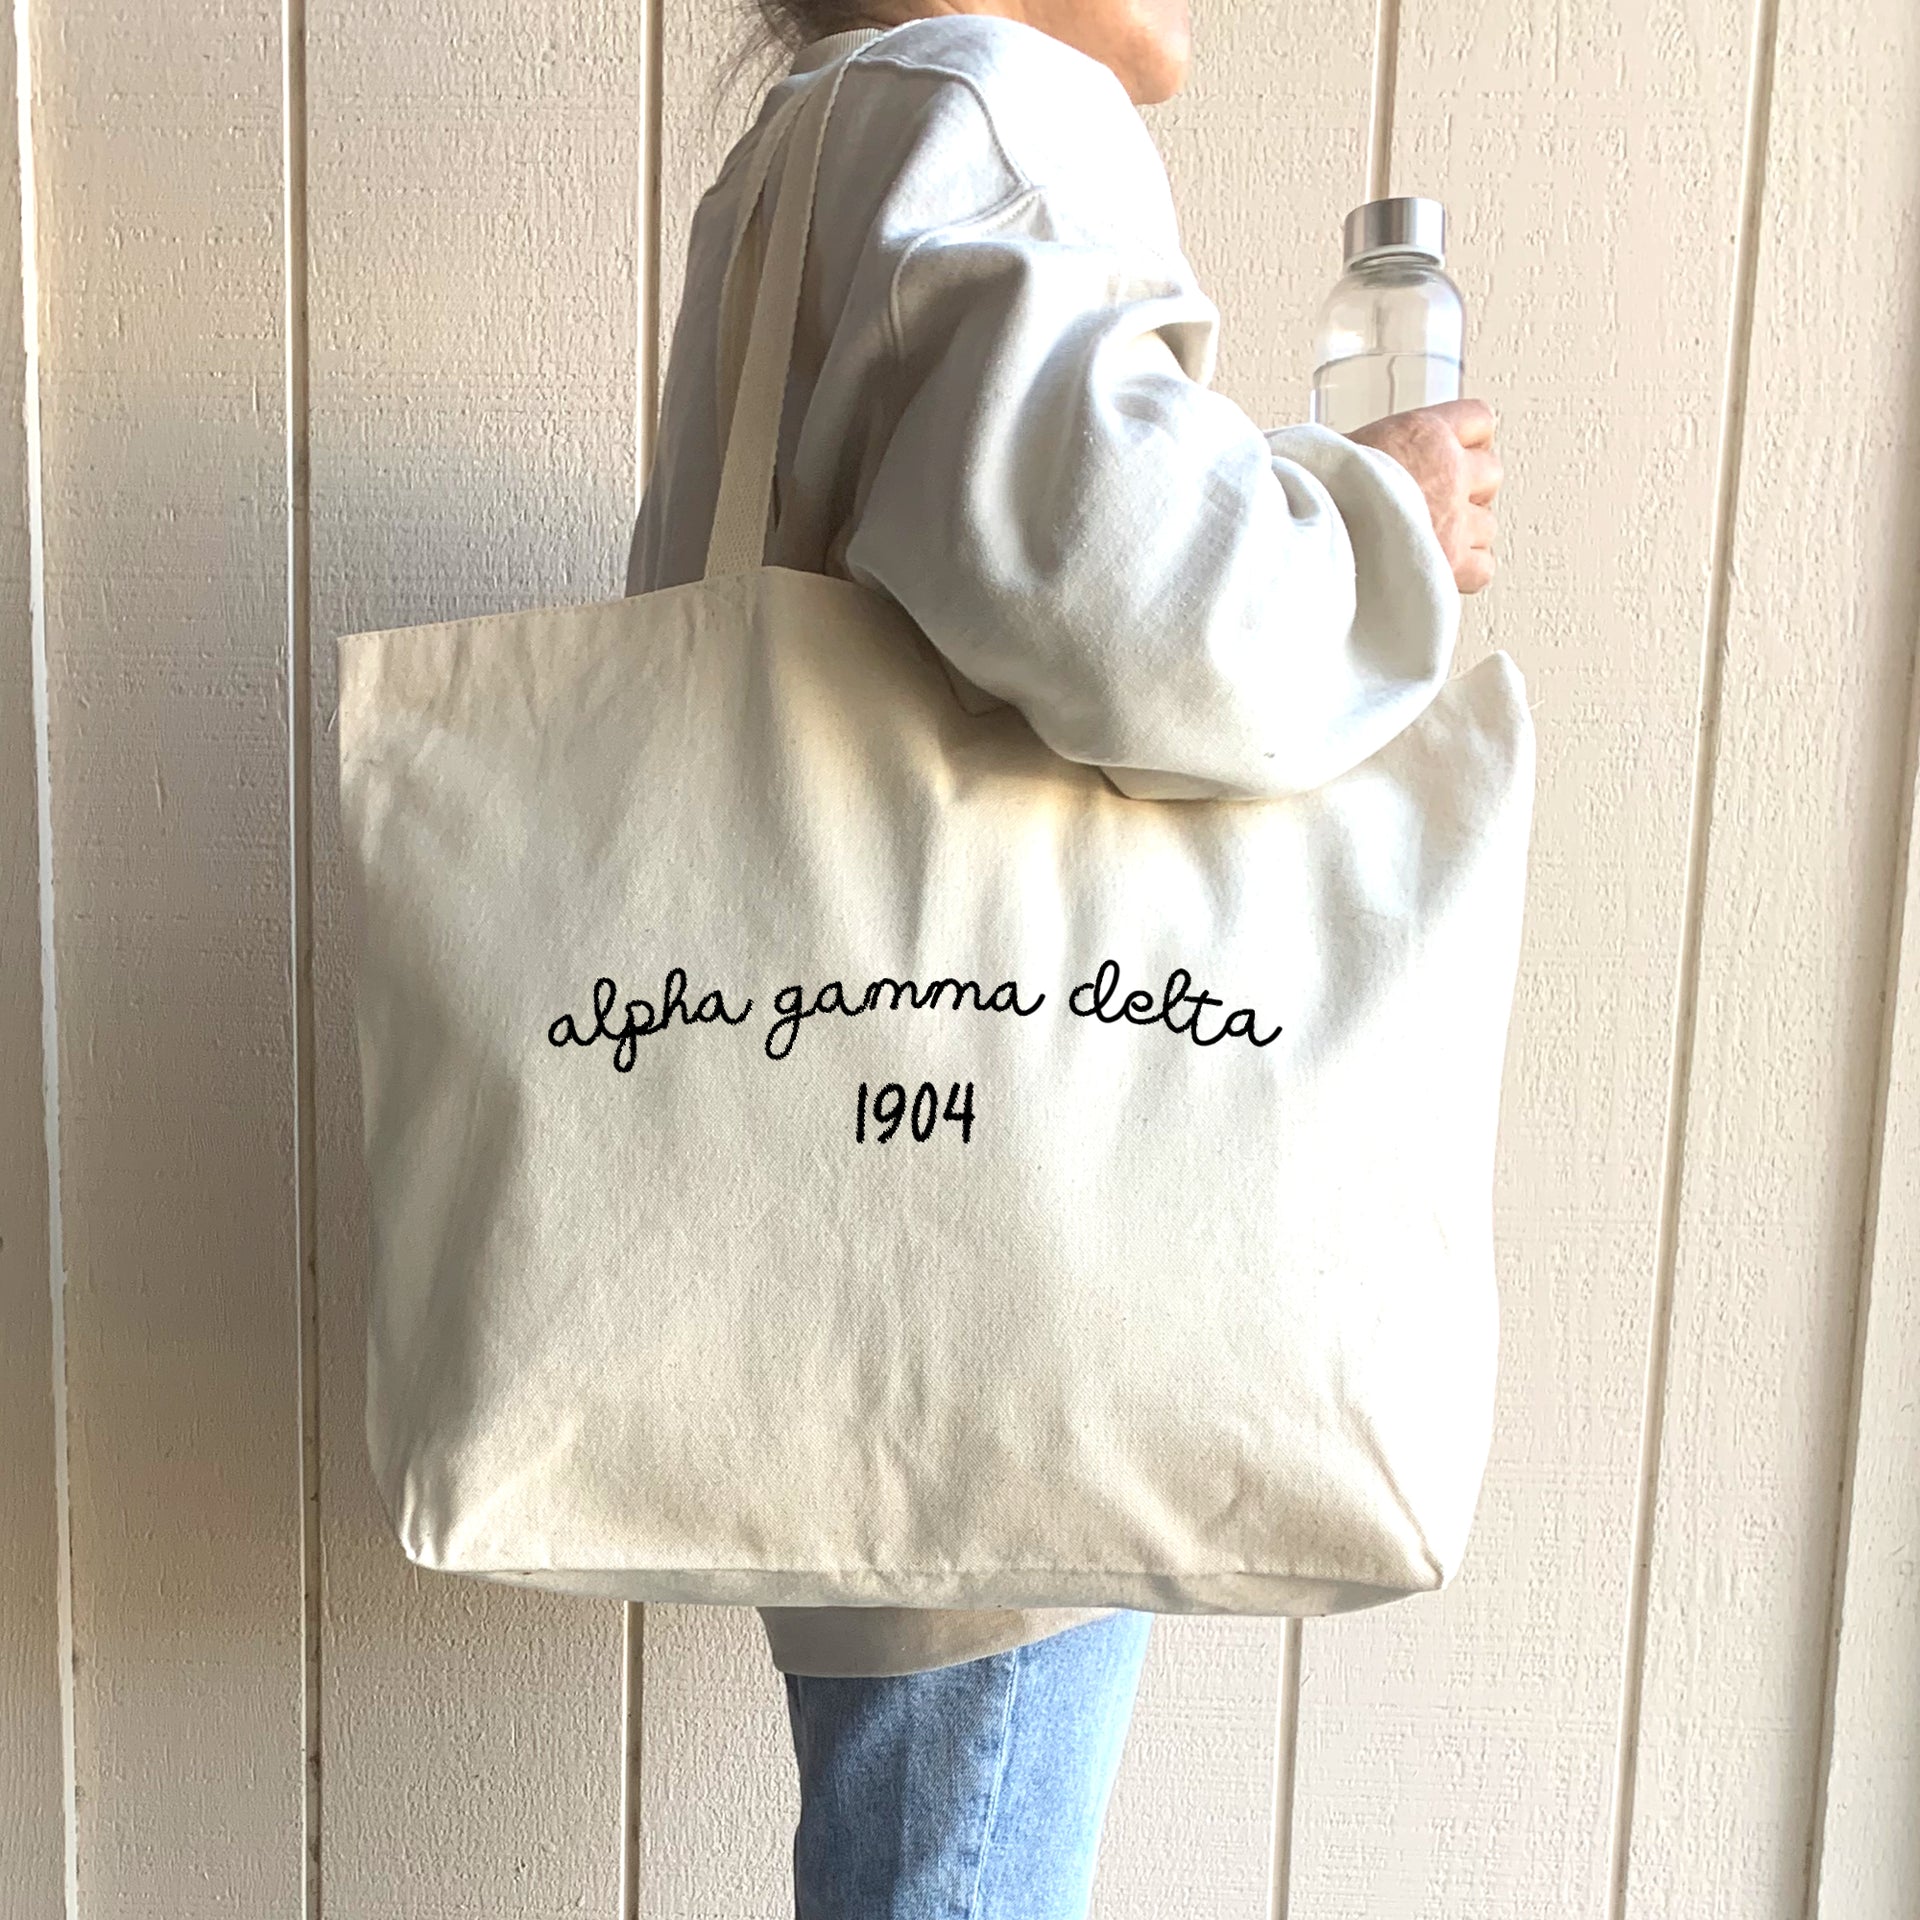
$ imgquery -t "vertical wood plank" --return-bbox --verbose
[623,16,666,1915]
[637,19,806,1909]
[0,0,68,1908]
[305,0,642,1908]
[1148,0,1378,423]
[26,0,307,1910]
[1815,604,1920,1912]
[1287,0,1753,1913]
[636,1603,799,1919]
[1627,0,1920,1910]
[1110,6,1378,1910]
[1091,1621,1292,1919]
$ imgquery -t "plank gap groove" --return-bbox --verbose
[1603,0,1785,1909]
[1266,1619,1304,1920]
[623,7,663,1915]
[1364,0,1401,203]
[12,0,79,1906]
[281,0,322,1912]
[634,0,665,512]
[1797,311,1920,1920]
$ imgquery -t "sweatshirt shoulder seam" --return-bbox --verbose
[882,179,1049,368]
[852,48,1041,198]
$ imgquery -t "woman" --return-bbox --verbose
[627,3,1501,1912]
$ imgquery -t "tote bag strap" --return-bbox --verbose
[703,54,853,581]
[710,88,805,457]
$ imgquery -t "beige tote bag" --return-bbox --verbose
[337,54,1535,1617]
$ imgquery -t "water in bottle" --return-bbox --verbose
[1310,197,1464,434]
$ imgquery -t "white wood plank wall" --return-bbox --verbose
[2,0,1915,1915]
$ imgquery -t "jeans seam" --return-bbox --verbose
[962,1647,1023,1920]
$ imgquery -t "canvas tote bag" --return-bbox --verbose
[337,51,1536,1617]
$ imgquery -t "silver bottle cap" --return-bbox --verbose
[1342,196,1446,267]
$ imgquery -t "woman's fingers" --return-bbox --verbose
[1429,395,1497,448]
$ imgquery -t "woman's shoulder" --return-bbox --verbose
[841,16,1174,214]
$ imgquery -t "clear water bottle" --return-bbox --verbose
[1310,197,1464,434]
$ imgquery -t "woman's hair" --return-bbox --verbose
[715,3,887,111]
[749,2,885,50]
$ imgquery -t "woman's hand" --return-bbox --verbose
[1346,398,1502,595]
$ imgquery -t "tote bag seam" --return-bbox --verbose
[460,1560,1420,1584]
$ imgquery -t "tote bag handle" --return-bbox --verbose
[709,88,804,471]
[703,56,854,581]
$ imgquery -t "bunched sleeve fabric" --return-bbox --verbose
[840,143,1464,803]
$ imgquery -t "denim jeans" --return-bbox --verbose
[782,1608,1155,1920]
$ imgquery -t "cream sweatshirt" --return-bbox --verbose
[625,17,1462,1677]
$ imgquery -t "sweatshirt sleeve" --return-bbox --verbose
[840,156,1463,803]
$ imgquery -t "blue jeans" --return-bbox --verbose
[782,1609,1154,1920]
